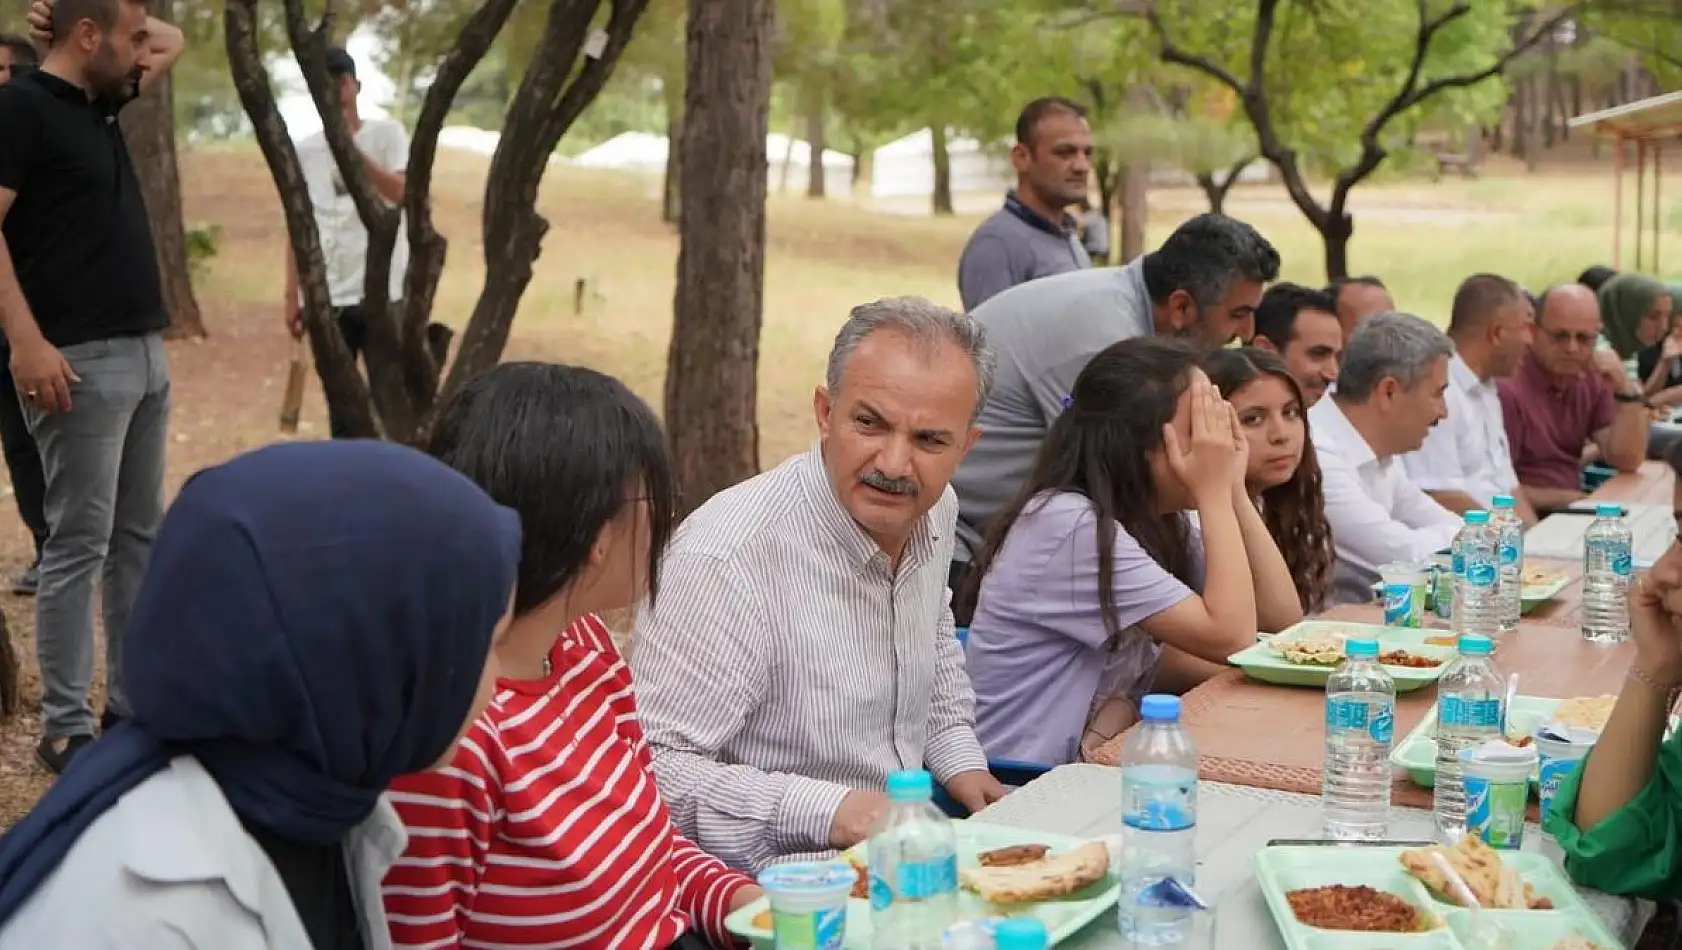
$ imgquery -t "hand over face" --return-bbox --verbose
[1163,378,1239,504]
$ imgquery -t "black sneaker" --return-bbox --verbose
[35,734,94,775]
[11,564,37,596]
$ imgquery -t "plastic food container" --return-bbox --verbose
[1460,740,1539,850]
[1535,723,1599,821]
[756,861,855,950]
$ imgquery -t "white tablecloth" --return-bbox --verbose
[971,764,1655,949]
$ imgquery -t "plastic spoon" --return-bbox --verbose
[1500,672,1519,739]
[1431,851,1514,949]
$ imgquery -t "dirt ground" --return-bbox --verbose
[0,301,305,825]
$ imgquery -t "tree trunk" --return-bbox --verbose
[662,109,683,224]
[120,0,205,340]
[1118,162,1147,263]
[929,124,953,216]
[666,0,772,516]
[805,94,825,199]
[1094,149,1116,219]
[1321,215,1354,282]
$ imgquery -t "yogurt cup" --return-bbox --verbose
[1460,740,1538,850]
[757,861,855,950]
[1535,723,1599,822]
[1380,561,1428,627]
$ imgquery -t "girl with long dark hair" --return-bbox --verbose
[961,337,1302,766]
[1204,347,1335,613]
[383,363,760,950]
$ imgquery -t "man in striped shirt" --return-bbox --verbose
[633,297,1008,873]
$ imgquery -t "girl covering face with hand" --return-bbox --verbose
[959,337,1303,768]
[1205,347,1335,613]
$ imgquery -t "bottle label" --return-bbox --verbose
[868,855,956,908]
[1325,696,1394,744]
[1499,541,1519,566]
[770,904,846,950]
[1122,772,1197,832]
[1451,550,1465,576]
[1464,556,1498,588]
[1439,695,1501,728]
[1611,547,1633,577]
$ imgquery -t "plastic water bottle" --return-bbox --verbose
[1432,635,1504,841]
[1582,502,1634,644]
[1322,639,1396,840]
[1452,511,1500,641]
[868,769,957,949]
[1118,694,1198,948]
[1490,495,1523,636]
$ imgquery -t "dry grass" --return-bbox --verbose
[0,143,1660,824]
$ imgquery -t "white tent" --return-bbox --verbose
[871,129,1012,199]
[574,131,854,195]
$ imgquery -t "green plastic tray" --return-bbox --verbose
[1254,844,1626,950]
[1228,621,1455,691]
[1392,695,1564,789]
[1369,572,1570,614]
[724,821,1120,949]
[1394,696,1674,789]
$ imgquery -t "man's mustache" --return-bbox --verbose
[860,470,918,496]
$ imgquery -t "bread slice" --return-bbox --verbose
[959,841,1110,904]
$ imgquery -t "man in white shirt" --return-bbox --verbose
[1403,274,1538,523]
[633,297,1006,873]
[1309,311,1462,604]
[281,47,409,438]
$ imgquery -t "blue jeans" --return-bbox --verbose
[22,334,170,738]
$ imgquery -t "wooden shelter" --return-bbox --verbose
[1568,90,1682,272]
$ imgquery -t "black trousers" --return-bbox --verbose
[326,305,368,440]
[0,351,47,560]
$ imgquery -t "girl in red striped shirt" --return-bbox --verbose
[383,364,759,950]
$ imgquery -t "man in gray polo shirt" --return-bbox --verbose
[957,97,1093,311]
[948,213,1281,618]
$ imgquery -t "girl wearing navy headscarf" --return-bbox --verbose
[0,439,522,950]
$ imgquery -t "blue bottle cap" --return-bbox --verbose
[884,769,932,802]
[1345,638,1380,658]
[1139,694,1181,722]
[1457,634,1494,656]
[1596,502,1624,518]
[1491,494,1515,508]
[992,917,1050,950]
[1464,510,1490,525]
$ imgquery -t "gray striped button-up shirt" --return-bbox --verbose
[632,446,988,873]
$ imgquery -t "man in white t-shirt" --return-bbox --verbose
[1402,274,1538,523]
[282,47,409,438]
[1309,312,1462,604]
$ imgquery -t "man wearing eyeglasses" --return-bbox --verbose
[1498,283,1649,512]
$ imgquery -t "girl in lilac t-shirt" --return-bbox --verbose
[960,338,1304,766]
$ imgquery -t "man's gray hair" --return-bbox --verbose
[826,296,997,415]
[1337,310,1453,403]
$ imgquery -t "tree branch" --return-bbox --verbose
[394,0,522,416]
[224,0,378,438]
[1329,3,1581,216]
[1144,10,1244,95]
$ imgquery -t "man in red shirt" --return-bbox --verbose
[1499,283,1649,512]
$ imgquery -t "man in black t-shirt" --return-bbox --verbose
[0,0,183,774]
[0,32,48,596]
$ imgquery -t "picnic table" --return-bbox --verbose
[1067,463,1675,945]
[972,765,1653,948]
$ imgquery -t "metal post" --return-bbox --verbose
[1636,139,1647,271]
[1613,136,1625,268]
